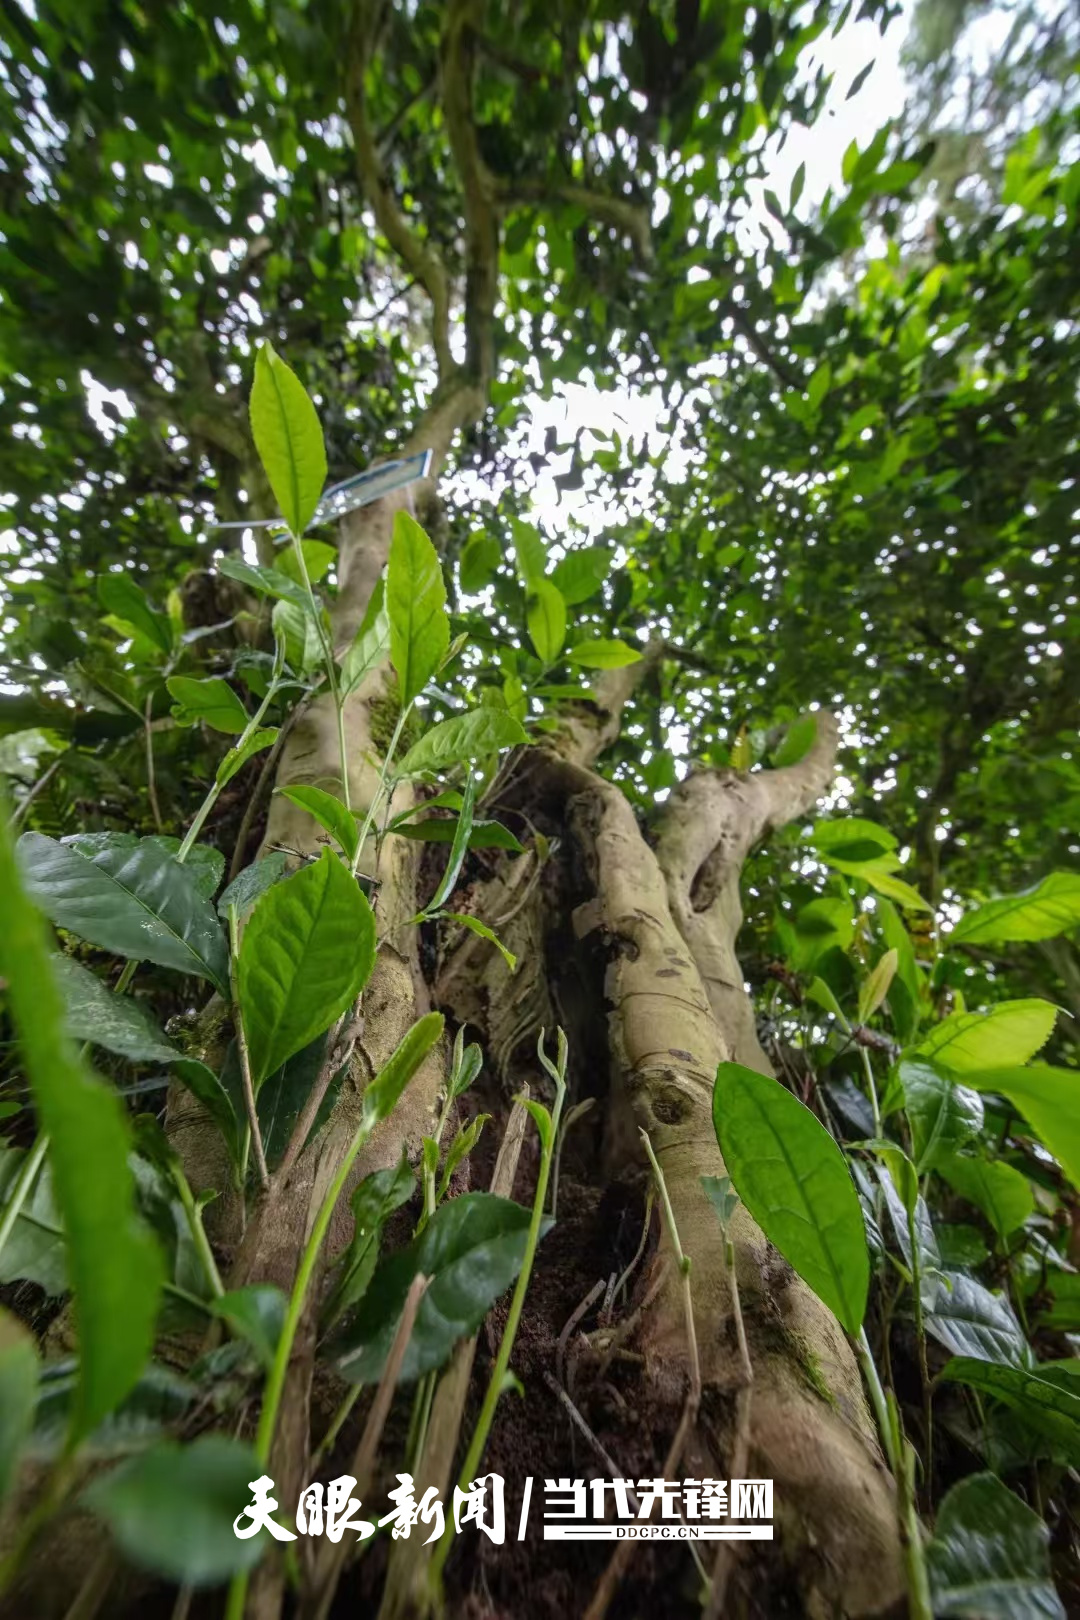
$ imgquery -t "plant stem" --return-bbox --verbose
[289,531,349,811]
[144,693,163,832]
[227,904,269,1191]
[351,703,410,877]
[176,677,280,864]
[429,1040,567,1591]
[855,1329,932,1620]
[860,1045,883,1140]
[0,1132,48,1269]
[224,1078,407,1620]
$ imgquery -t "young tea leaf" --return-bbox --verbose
[276,784,359,861]
[387,510,449,705]
[397,709,528,777]
[166,676,249,735]
[526,579,566,665]
[249,342,327,537]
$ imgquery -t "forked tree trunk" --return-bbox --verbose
[7,422,904,1618]
[166,426,903,1617]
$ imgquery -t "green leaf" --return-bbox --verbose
[360,1010,444,1133]
[277,538,336,586]
[511,519,547,586]
[210,1286,285,1370]
[83,1435,270,1585]
[217,851,290,920]
[339,580,390,697]
[335,1192,545,1384]
[215,554,314,615]
[858,948,897,1024]
[0,1308,38,1506]
[216,727,279,789]
[271,598,323,673]
[397,709,528,777]
[276,784,358,861]
[914,1000,1057,1073]
[527,579,566,665]
[924,1271,1028,1365]
[950,872,1080,947]
[965,1064,1080,1190]
[782,896,854,973]
[166,676,249,735]
[438,1114,489,1202]
[146,839,225,901]
[237,850,376,1085]
[927,1471,1065,1619]
[0,805,163,1441]
[442,912,517,972]
[1034,1270,1080,1332]
[566,637,642,669]
[900,1060,983,1172]
[856,868,933,913]
[387,510,449,705]
[712,1061,869,1334]
[52,955,178,1064]
[429,769,476,913]
[810,817,898,860]
[459,531,502,594]
[772,713,817,767]
[939,1153,1034,1240]
[0,1143,67,1294]
[941,1358,1080,1466]
[96,574,173,656]
[17,832,229,994]
[551,546,611,604]
[170,1059,239,1162]
[324,1158,416,1327]
[701,1174,739,1232]
[392,816,523,853]
[249,341,327,536]
[252,1032,346,1167]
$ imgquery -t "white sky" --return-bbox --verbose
[525,0,915,526]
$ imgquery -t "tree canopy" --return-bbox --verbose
[1,1,1078,1616]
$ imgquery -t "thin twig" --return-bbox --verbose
[274,1002,364,1186]
[704,1230,755,1620]
[584,1132,702,1620]
[557,1278,605,1389]
[9,752,64,830]
[144,691,163,832]
[227,903,269,1190]
[602,1189,654,1324]
[226,706,296,882]
[308,1273,430,1620]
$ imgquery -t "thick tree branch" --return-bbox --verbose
[498,178,654,265]
[654,711,839,1073]
[440,0,499,387]
[345,0,453,378]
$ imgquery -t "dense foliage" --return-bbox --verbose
[0,1,1078,1617]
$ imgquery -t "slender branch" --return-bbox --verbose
[345,0,453,377]
[498,178,653,264]
[441,0,500,385]
[227,706,297,881]
[144,692,163,833]
[227,903,270,1191]
[722,299,804,393]
[308,1274,431,1620]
